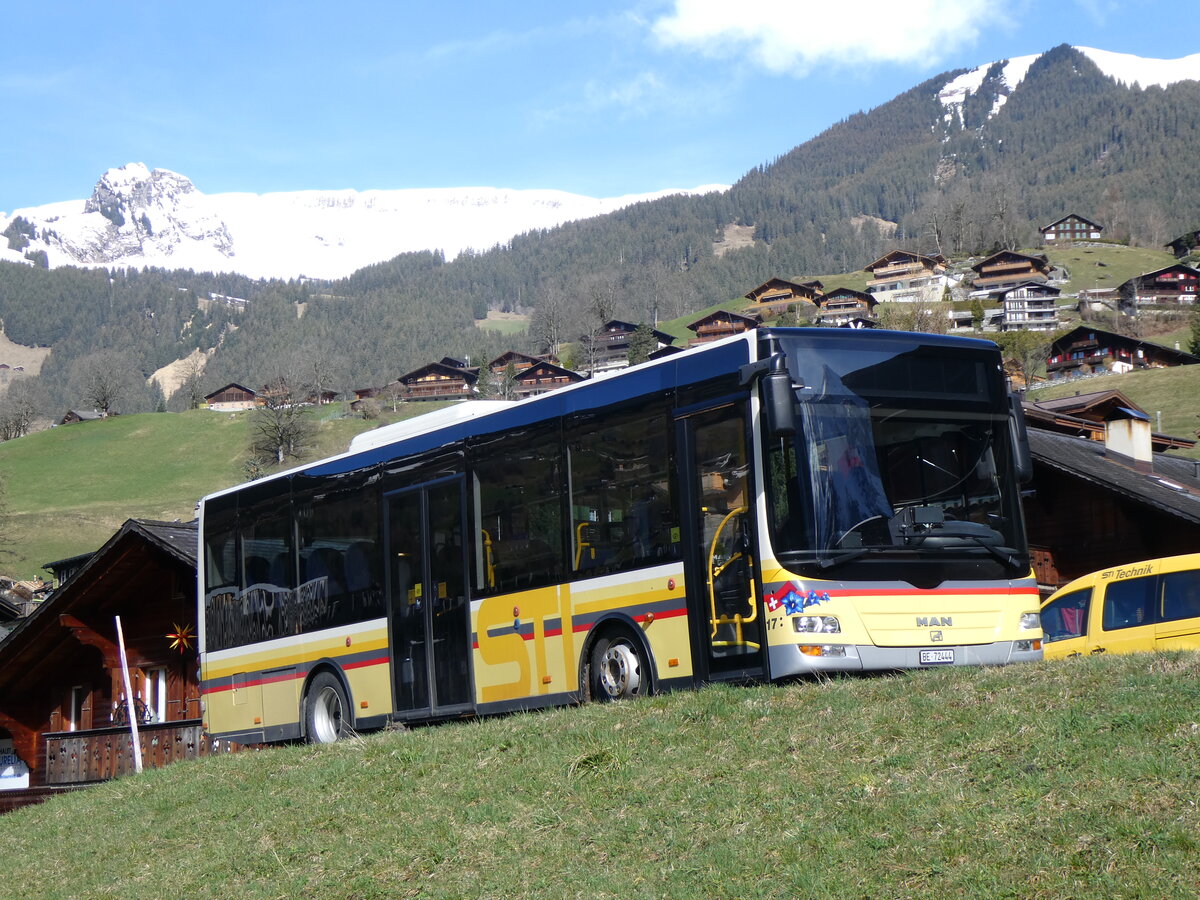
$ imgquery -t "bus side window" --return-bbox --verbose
[1102,576,1157,631]
[1161,569,1200,622]
[1042,587,1091,642]
[566,405,676,577]
[472,428,563,596]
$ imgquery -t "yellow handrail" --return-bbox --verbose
[574,521,595,570]
[706,505,758,648]
[481,529,495,588]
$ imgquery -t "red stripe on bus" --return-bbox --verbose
[201,655,389,694]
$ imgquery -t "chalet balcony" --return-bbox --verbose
[43,719,227,785]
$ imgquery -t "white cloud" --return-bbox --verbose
[651,0,1003,75]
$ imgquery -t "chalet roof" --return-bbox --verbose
[399,361,481,384]
[0,519,198,664]
[489,350,544,369]
[61,409,102,423]
[1048,326,1200,365]
[204,382,257,400]
[440,356,470,369]
[1039,213,1103,233]
[995,281,1061,298]
[1117,263,1200,289]
[513,361,583,383]
[686,309,760,331]
[817,287,876,307]
[1028,429,1200,526]
[744,278,815,301]
[864,250,946,272]
[597,320,675,345]
[970,250,1050,274]
[1029,389,1142,420]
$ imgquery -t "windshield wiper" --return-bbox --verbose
[968,537,1023,569]
[815,546,870,571]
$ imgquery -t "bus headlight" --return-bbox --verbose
[1020,612,1041,630]
[1015,638,1042,652]
[794,615,840,634]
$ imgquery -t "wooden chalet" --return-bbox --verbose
[583,321,675,375]
[1117,264,1200,309]
[743,278,823,315]
[814,287,877,325]
[1022,412,1200,592]
[488,350,555,378]
[59,409,104,426]
[512,360,584,397]
[1039,213,1103,243]
[686,310,760,346]
[399,360,480,401]
[863,251,950,303]
[1165,229,1200,259]
[203,383,259,412]
[1044,326,1199,380]
[0,519,233,813]
[970,251,1052,294]
[996,282,1060,331]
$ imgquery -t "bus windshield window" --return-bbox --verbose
[767,333,1025,573]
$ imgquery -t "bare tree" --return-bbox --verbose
[0,379,43,441]
[70,350,130,416]
[249,377,316,466]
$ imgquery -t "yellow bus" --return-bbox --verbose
[198,327,1042,744]
[1040,553,1200,659]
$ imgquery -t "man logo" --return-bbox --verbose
[930,631,944,642]
[917,616,952,627]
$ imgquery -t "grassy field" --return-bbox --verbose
[0,653,1198,898]
[0,403,442,580]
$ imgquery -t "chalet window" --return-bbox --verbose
[68,685,86,732]
[144,666,168,723]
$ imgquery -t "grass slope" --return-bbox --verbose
[1,654,1198,898]
[0,404,441,579]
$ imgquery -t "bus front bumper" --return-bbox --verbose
[769,640,1043,675]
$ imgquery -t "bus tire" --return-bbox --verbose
[589,632,648,701]
[304,671,351,743]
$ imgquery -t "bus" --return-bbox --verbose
[198,327,1042,744]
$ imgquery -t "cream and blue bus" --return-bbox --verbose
[198,327,1042,744]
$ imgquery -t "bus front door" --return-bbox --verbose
[678,403,766,681]
[386,478,472,718]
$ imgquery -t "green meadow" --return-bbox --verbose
[0,653,1197,898]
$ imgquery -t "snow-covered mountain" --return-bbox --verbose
[938,46,1200,129]
[0,163,727,280]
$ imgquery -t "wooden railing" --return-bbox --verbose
[43,719,232,785]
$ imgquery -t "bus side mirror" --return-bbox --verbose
[763,355,797,438]
[1008,393,1033,485]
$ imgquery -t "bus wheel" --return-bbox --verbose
[305,672,350,743]
[590,633,647,701]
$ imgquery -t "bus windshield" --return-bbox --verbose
[765,332,1027,578]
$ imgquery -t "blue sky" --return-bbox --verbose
[0,0,1184,211]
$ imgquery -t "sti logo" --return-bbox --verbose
[917,616,953,627]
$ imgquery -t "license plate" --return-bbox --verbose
[919,649,955,665]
